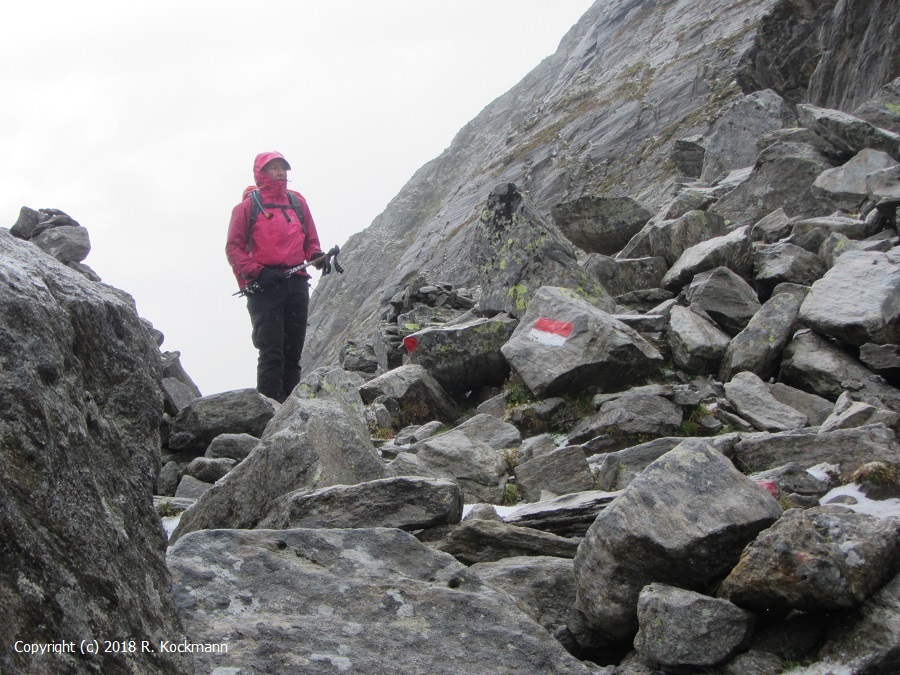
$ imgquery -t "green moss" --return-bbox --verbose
[502,483,520,506]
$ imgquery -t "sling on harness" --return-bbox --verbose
[233,245,344,297]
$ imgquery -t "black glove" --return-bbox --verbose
[257,267,283,285]
[311,252,331,275]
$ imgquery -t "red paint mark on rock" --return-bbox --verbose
[529,318,575,346]
[403,336,418,353]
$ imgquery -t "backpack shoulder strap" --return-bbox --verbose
[286,191,307,235]
[246,190,265,253]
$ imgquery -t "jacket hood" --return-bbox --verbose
[253,151,292,200]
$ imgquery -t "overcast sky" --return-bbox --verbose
[2,0,595,396]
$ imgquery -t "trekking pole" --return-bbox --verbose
[233,245,343,297]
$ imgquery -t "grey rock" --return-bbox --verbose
[620,210,731,266]
[662,227,753,292]
[752,242,826,298]
[667,304,731,375]
[339,339,379,374]
[750,207,794,243]
[437,412,521,452]
[701,89,789,183]
[168,388,278,452]
[173,474,214,500]
[719,285,806,382]
[672,135,706,177]
[551,195,653,256]
[576,394,684,444]
[359,363,459,427]
[182,456,236,484]
[500,286,662,398]
[573,440,781,642]
[405,312,518,393]
[813,571,900,674]
[514,445,594,502]
[474,183,611,317]
[470,556,576,632]
[813,148,898,211]
[503,490,620,537]
[724,371,808,432]
[791,213,874,241]
[160,350,202,398]
[160,377,197,416]
[767,382,834,427]
[860,342,900,383]
[589,437,684,491]
[684,265,762,336]
[868,164,900,209]
[779,330,900,411]
[749,463,832,498]
[204,432,259,462]
[820,392,900,433]
[720,506,900,611]
[433,518,580,565]
[799,250,900,346]
[168,528,593,674]
[155,460,180,497]
[634,583,754,669]
[798,104,900,161]
[732,424,900,474]
[393,428,507,504]
[711,142,835,225]
[853,78,900,134]
[0,230,190,674]
[170,371,386,544]
[257,476,463,531]
[30,224,91,264]
[583,254,668,298]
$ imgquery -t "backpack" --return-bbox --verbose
[242,187,307,253]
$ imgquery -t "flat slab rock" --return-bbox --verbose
[168,528,593,674]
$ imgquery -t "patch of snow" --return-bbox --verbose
[806,462,839,482]
[162,515,182,539]
[819,483,900,520]
[461,504,522,519]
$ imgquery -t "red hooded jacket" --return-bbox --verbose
[226,151,323,289]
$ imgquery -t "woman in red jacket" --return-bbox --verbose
[226,151,324,402]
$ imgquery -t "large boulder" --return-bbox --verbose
[719,284,807,382]
[500,286,663,398]
[667,305,731,375]
[724,371,808,432]
[731,424,900,474]
[0,230,190,674]
[752,242,826,298]
[168,528,595,674]
[503,490,620,537]
[799,250,900,347]
[550,195,653,255]
[700,89,790,182]
[812,148,899,211]
[170,368,386,544]
[167,388,278,452]
[720,506,900,611]
[573,440,781,643]
[619,210,731,266]
[797,104,900,161]
[661,228,754,292]
[359,363,460,427]
[634,583,755,670]
[473,183,611,317]
[683,266,762,336]
[582,254,668,298]
[711,142,835,225]
[403,312,518,394]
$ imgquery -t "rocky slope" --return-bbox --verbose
[3,0,900,673]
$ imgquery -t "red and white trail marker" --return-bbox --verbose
[528,317,574,346]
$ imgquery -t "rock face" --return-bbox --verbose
[303,0,792,371]
[0,231,189,674]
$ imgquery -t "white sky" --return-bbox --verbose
[1,0,595,396]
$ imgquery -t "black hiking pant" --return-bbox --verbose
[246,275,310,403]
